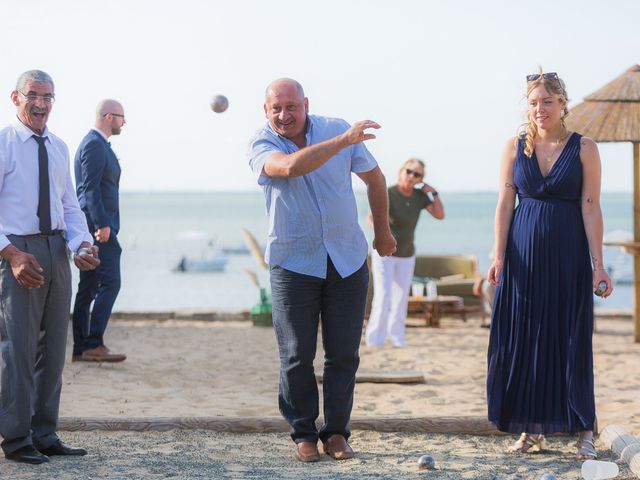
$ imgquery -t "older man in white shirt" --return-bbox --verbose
[0,70,99,464]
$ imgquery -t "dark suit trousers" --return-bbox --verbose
[0,234,71,454]
[269,257,368,444]
[72,234,121,355]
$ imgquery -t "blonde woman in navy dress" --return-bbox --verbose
[486,71,612,460]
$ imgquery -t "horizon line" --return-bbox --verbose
[119,189,634,195]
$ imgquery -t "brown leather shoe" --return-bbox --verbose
[294,441,320,462]
[322,434,354,460]
[72,345,126,363]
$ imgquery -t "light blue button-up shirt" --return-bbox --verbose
[249,114,377,279]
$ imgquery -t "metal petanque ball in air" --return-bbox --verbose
[539,474,557,480]
[209,94,229,113]
[417,454,435,470]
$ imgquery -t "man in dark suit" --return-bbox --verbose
[72,99,127,363]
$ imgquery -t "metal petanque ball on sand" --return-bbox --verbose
[417,454,435,470]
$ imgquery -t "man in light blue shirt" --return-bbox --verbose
[249,78,396,462]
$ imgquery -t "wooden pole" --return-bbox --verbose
[634,142,640,342]
[57,415,506,435]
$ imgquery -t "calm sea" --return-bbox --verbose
[70,192,634,312]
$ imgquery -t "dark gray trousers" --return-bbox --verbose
[0,234,71,454]
[270,257,369,444]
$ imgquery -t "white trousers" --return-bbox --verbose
[365,251,416,347]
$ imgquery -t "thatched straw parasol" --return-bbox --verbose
[566,65,640,342]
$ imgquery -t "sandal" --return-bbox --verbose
[577,436,597,460]
[507,433,546,453]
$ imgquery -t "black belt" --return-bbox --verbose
[38,229,64,237]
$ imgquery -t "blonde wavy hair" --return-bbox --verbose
[398,158,426,180]
[520,70,570,158]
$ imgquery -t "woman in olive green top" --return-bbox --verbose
[365,158,445,347]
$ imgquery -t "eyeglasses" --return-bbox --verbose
[104,113,125,120]
[526,72,559,82]
[19,91,55,104]
[405,168,423,179]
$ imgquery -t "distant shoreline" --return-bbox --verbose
[118,190,635,195]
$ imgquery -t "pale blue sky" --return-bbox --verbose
[1,0,638,192]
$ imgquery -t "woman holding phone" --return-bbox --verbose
[365,158,444,347]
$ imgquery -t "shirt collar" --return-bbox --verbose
[305,115,314,139]
[91,127,110,142]
[13,117,50,143]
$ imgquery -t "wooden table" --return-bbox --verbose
[407,295,465,327]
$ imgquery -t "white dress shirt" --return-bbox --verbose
[0,119,93,253]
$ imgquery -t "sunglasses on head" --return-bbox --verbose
[526,72,558,82]
[405,168,423,179]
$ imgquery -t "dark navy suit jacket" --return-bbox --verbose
[74,129,121,234]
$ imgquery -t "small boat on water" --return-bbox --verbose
[174,252,228,273]
[174,230,230,272]
[220,243,251,255]
[221,241,267,256]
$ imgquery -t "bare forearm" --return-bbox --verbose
[265,134,348,177]
[583,208,605,270]
[264,119,381,178]
[429,196,445,219]
[367,177,390,237]
[358,166,396,256]
[493,205,514,260]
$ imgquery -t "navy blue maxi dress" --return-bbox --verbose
[487,133,595,434]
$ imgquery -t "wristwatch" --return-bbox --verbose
[431,191,439,197]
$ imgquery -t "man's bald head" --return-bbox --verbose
[96,99,124,118]
[95,99,126,137]
[265,78,305,102]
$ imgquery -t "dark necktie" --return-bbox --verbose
[32,135,52,235]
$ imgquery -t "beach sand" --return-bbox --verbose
[3,314,639,478]
[57,315,640,433]
[1,431,636,479]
